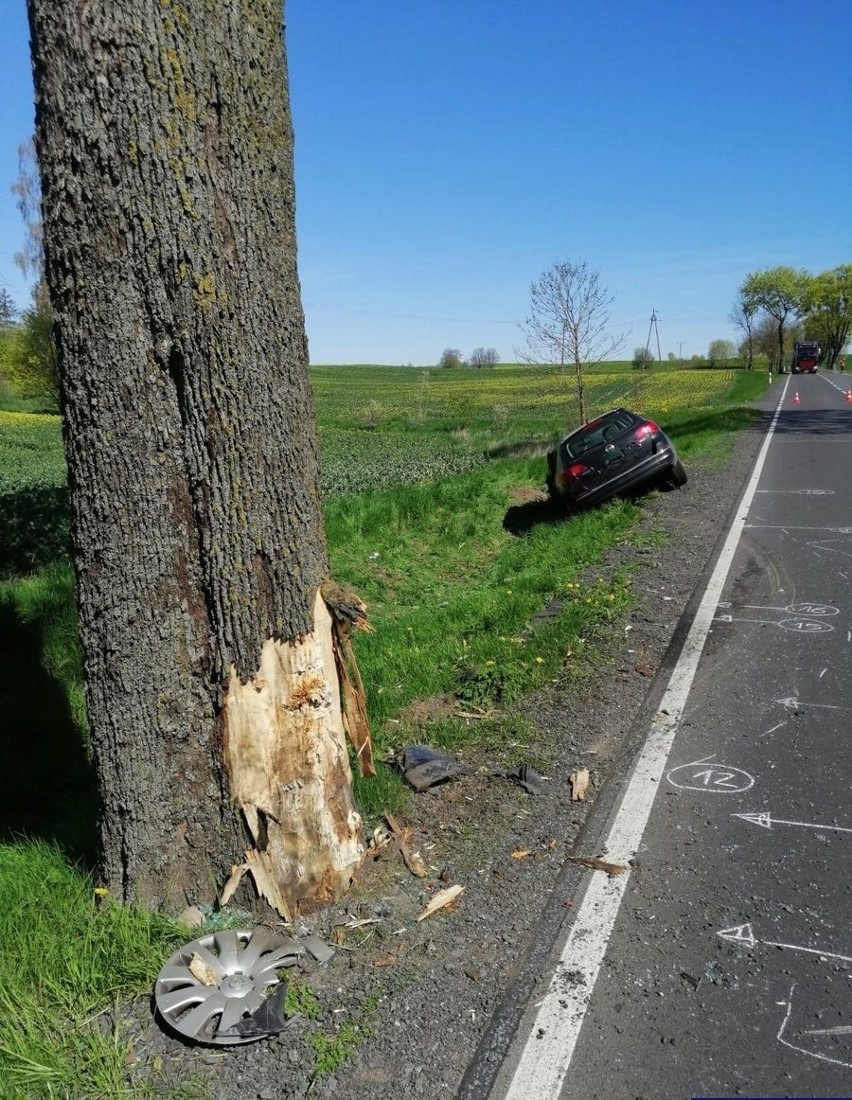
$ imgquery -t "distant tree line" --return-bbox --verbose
[438,346,500,369]
[732,265,851,372]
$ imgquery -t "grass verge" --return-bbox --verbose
[0,840,190,1100]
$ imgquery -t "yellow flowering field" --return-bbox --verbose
[311,364,735,436]
[0,410,64,493]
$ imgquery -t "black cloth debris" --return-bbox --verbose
[216,983,289,1040]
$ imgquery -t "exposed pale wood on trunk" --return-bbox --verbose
[223,593,363,914]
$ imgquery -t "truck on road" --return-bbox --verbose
[791,340,821,373]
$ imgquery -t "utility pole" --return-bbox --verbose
[644,310,662,367]
[677,340,684,367]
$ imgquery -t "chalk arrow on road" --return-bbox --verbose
[774,696,841,710]
[733,811,852,835]
[717,923,852,964]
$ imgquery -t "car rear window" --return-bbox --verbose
[564,411,636,458]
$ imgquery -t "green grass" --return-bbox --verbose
[0,840,190,1099]
[0,362,769,1093]
[0,561,87,739]
[328,464,639,731]
[308,1019,372,1082]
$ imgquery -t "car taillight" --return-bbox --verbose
[559,462,589,485]
[634,419,660,439]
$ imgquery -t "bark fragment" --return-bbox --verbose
[323,579,376,777]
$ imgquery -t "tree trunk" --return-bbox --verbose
[777,319,786,373]
[573,359,586,424]
[28,0,364,913]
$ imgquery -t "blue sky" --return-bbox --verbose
[1,0,850,364]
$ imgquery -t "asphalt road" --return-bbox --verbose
[489,372,852,1100]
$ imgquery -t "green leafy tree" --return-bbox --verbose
[1,301,58,409]
[632,346,654,369]
[800,265,852,370]
[438,347,464,368]
[752,314,802,369]
[707,339,736,367]
[740,266,808,372]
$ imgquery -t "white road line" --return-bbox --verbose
[499,379,791,1100]
[818,372,852,396]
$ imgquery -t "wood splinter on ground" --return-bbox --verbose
[569,856,628,877]
[569,767,590,801]
[385,813,428,877]
[416,884,465,921]
[188,953,218,987]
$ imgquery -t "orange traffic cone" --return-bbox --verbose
[845,389,852,402]
[793,392,801,404]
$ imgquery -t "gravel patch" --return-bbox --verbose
[132,421,766,1100]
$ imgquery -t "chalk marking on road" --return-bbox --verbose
[718,922,852,964]
[764,721,787,735]
[819,668,828,679]
[777,985,852,1070]
[667,756,754,794]
[775,696,842,711]
[732,811,852,836]
[714,614,834,633]
[744,523,852,532]
[717,601,838,615]
[808,536,852,561]
[779,618,835,633]
[497,379,792,1100]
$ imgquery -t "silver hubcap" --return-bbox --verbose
[154,928,304,1045]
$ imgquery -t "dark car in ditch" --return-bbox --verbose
[546,407,687,512]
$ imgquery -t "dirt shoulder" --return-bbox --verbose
[138,420,767,1100]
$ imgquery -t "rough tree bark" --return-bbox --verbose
[28,0,365,914]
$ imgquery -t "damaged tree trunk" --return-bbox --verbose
[28,0,365,913]
[222,594,364,919]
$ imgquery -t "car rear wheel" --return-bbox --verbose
[668,458,688,488]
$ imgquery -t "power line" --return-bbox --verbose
[304,302,518,326]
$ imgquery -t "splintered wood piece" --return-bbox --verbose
[416,884,465,922]
[385,813,428,877]
[569,767,590,801]
[569,856,628,877]
[188,953,218,987]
